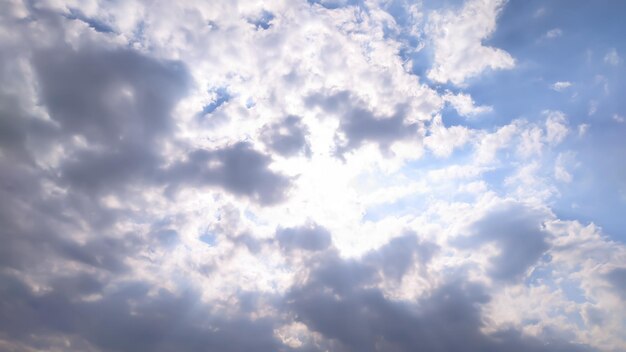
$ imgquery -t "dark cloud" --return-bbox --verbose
[28,39,291,205]
[456,202,550,282]
[34,46,188,144]
[0,157,142,274]
[0,273,290,352]
[363,233,438,281]
[32,44,187,197]
[287,244,594,352]
[0,10,298,350]
[305,91,420,156]
[261,115,311,157]
[276,223,332,252]
[166,142,292,205]
[0,31,190,277]
[606,267,626,300]
[336,104,416,155]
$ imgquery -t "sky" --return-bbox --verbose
[0,0,625,351]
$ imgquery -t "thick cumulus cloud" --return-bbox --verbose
[34,46,187,144]
[31,45,290,205]
[261,115,311,157]
[457,202,550,282]
[1,0,626,351]
[277,223,332,252]
[0,273,286,352]
[606,268,626,300]
[426,0,515,85]
[306,91,420,156]
[286,238,593,352]
[165,142,292,205]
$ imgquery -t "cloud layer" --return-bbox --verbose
[1,1,625,351]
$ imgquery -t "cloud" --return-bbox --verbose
[261,115,311,157]
[543,28,563,40]
[457,201,550,282]
[287,240,593,352]
[426,0,515,85]
[1,1,626,351]
[0,273,286,352]
[306,91,420,156]
[363,233,438,281]
[544,110,569,145]
[444,91,493,117]
[606,268,626,300]
[425,115,472,158]
[166,142,292,205]
[554,152,574,183]
[551,81,572,92]
[34,46,189,145]
[277,223,332,252]
[604,48,622,66]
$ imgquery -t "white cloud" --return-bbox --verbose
[554,152,575,183]
[543,28,562,39]
[551,81,572,91]
[426,0,515,85]
[425,115,472,157]
[578,123,590,137]
[604,48,622,66]
[444,91,493,117]
[544,110,569,145]
[588,100,598,116]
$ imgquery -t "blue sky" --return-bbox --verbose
[0,0,625,351]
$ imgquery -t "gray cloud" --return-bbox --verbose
[305,91,420,156]
[363,233,438,281]
[606,267,626,300]
[287,242,594,352]
[166,142,292,205]
[34,45,188,144]
[0,273,290,352]
[276,223,332,252]
[261,115,311,157]
[456,202,550,282]
[28,40,291,205]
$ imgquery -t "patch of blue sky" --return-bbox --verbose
[65,8,115,34]
[526,262,553,287]
[307,0,365,10]
[200,87,230,115]
[453,0,626,242]
[245,97,256,109]
[471,0,626,122]
[244,209,261,224]
[561,280,587,304]
[248,10,275,30]
[199,232,217,246]
[420,0,466,13]
[403,44,436,82]
[156,229,179,247]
